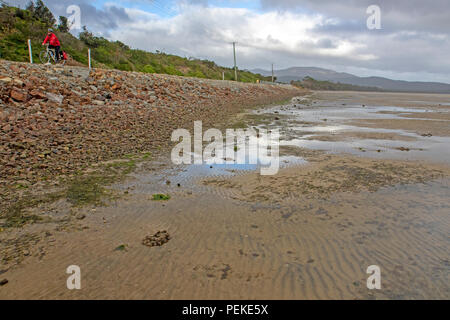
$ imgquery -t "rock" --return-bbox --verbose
[28,76,40,84]
[76,213,86,220]
[10,88,29,102]
[30,89,47,99]
[46,92,64,104]
[13,79,24,86]
[0,279,8,286]
[0,77,12,83]
[16,180,31,186]
[142,230,171,247]
[93,100,105,106]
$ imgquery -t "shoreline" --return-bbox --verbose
[0,60,306,224]
[1,90,449,299]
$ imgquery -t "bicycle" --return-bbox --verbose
[39,44,66,66]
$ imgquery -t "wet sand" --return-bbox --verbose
[1,91,449,299]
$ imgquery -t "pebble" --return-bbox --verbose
[76,213,86,220]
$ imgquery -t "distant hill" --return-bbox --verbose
[0,3,270,83]
[252,67,450,94]
[291,77,383,92]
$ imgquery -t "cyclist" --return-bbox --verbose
[42,28,62,61]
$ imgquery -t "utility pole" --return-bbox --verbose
[232,42,237,81]
[271,63,274,83]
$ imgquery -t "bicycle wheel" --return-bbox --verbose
[39,50,50,64]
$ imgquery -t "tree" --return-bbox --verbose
[79,26,101,48]
[33,0,55,26]
[58,15,69,33]
[79,26,93,44]
[0,3,15,31]
[25,0,35,13]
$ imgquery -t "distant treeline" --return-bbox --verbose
[291,76,384,92]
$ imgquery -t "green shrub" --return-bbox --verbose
[143,64,155,73]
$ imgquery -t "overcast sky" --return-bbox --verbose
[8,0,450,83]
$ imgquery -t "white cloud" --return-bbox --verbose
[108,5,380,70]
[7,0,450,82]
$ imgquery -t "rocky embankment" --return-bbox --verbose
[0,60,304,198]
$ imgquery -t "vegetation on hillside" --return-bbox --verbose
[0,1,271,82]
[291,76,384,92]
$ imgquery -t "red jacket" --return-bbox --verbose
[42,33,60,47]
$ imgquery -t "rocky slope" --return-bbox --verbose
[0,60,304,199]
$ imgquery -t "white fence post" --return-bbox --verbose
[88,48,91,69]
[28,39,33,64]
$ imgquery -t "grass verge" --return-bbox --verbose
[0,155,145,229]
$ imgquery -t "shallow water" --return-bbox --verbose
[257,98,450,164]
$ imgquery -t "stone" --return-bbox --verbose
[46,92,64,104]
[10,88,28,102]
[0,77,12,83]
[93,100,105,106]
[76,213,86,220]
[13,79,24,86]
[142,230,171,247]
[30,89,47,99]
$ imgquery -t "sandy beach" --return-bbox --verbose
[1,91,449,299]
